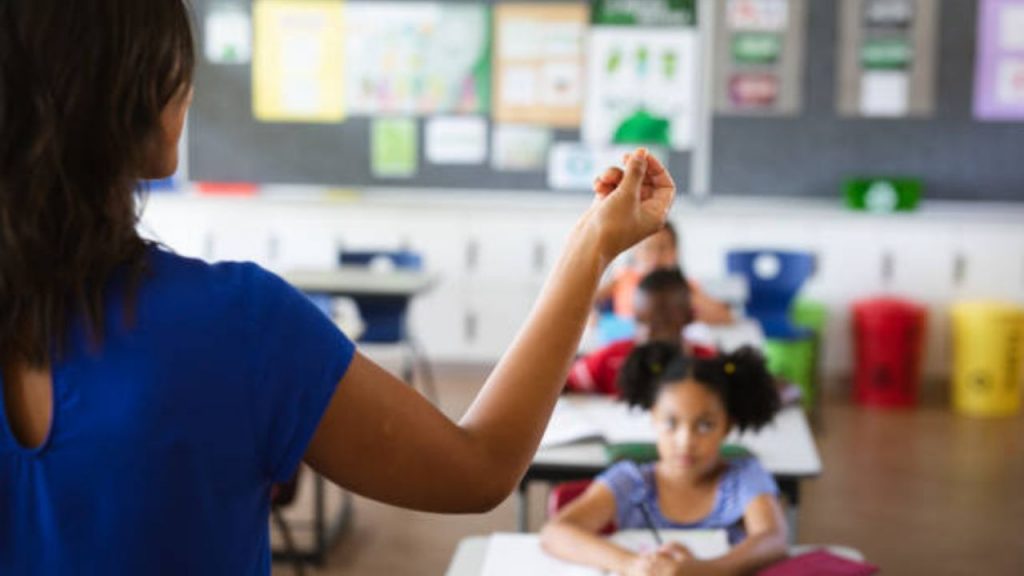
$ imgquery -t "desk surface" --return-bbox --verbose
[284,268,436,297]
[533,400,821,479]
[446,532,728,576]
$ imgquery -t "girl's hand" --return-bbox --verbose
[582,148,676,267]
[622,551,684,576]
[657,542,695,563]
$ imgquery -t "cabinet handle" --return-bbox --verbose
[464,311,478,344]
[953,253,967,287]
[533,241,546,274]
[466,240,479,272]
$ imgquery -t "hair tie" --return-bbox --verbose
[651,362,663,374]
[724,362,736,375]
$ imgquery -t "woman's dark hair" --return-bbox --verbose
[0,0,195,365]
[617,343,781,433]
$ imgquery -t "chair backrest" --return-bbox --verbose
[547,479,617,535]
[336,250,423,343]
[338,249,423,270]
[726,250,816,339]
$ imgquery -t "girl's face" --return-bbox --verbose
[145,84,193,179]
[635,229,678,273]
[652,380,731,478]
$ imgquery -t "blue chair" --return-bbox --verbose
[337,250,436,402]
[726,250,816,340]
[338,250,423,343]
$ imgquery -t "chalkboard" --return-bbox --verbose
[712,0,1024,202]
[187,0,692,193]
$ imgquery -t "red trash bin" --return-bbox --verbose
[852,298,928,408]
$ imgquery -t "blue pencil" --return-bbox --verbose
[636,501,663,546]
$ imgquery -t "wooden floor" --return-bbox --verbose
[272,364,1024,575]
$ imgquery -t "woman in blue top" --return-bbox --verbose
[0,1,675,574]
[542,344,788,575]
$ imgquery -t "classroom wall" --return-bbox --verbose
[139,191,1024,389]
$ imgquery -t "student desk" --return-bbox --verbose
[444,533,728,576]
[520,401,821,540]
[443,536,867,575]
[279,267,435,565]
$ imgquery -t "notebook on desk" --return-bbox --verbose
[540,397,656,450]
[479,530,729,576]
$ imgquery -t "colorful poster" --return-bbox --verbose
[252,0,345,123]
[425,116,488,165]
[204,3,252,64]
[371,118,418,178]
[492,4,588,128]
[583,27,698,151]
[345,2,490,116]
[714,0,806,116]
[491,125,553,172]
[975,0,1024,120]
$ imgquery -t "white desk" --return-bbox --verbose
[445,537,867,576]
[446,531,729,576]
[283,267,435,297]
[523,398,821,540]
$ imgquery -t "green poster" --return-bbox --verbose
[371,119,418,178]
[592,0,697,27]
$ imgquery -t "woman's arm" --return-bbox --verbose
[304,150,676,512]
[540,483,638,574]
[680,494,788,576]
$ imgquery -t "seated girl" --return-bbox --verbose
[542,344,788,575]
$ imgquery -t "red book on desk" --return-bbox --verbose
[757,550,879,576]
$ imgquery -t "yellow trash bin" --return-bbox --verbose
[951,301,1024,417]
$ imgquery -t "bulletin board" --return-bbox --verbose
[711,0,1024,202]
[187,0,694,193]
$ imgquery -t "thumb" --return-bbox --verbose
[616,149,649,198]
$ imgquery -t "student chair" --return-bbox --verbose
[547,479,617,535]
[726,250,817,340]
[337,249,437,403]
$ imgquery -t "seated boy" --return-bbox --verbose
[567,268,713,395]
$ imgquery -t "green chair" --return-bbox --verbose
[763,299,828,411]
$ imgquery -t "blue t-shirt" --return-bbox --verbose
[0,247,356,574]
[596,457,778,545]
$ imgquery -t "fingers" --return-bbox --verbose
[644,153,676,192]
[617,148,650,196]
[658,543,694,562]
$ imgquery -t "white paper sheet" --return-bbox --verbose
[491,125,553,171]
[204,4,252,64]
[425,116,488,165]
[999,5,1024,51]
[860,71,909,117]
[480,530,729,576]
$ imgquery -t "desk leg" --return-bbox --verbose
[517,479,529,533]
[779,480,799,545]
